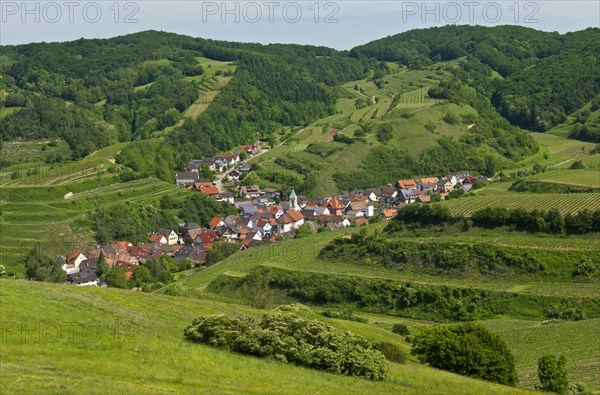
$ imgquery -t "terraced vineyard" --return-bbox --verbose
[443,192,600,216]
[0,177,185,275]
[480,319,600,389]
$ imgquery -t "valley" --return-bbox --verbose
[1,25,599,394]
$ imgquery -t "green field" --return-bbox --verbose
[522,132,598,169]
[531,168,600,187]
[169,223,600,299]
[195,56,237,76]
[0,279,534,395]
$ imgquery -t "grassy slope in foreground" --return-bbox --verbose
[0,280,532,395]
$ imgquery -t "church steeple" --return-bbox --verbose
[289,189,299,210]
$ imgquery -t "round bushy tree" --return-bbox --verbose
[24,249,65,283]
[411,323,517,386]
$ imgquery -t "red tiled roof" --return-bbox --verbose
[149,233,164,243]
[327,198,342,209]
[209,217,223,227]
[198,231,219,244]
[397,179,417,189]
[286,210,304,222]
[277,215,293,224]
[381,209,397,218]
[66,251,81,263]
[195,182,219,195]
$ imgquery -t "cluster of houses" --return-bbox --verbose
[62,170,484,287]
[177,144,257,181]
[61,227,216,287]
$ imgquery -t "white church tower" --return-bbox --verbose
[289,189,300,211]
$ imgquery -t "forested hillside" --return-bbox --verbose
[351,25,600,134]
[0,30,369,169]
[1,26,598,184]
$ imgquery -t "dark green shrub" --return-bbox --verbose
[184,313,389,380]
[570,160,585,170]
[573,258,596,277]
[391,323,410,336]
[373,341,407,364]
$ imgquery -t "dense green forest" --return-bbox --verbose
[0,30,368,167]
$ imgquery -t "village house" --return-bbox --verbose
[218,153,240,167]
[262,187,280,199]
[67,269,98,286]
[149,233,168,245]
[208,217,225,230]
[253,196,275,206]
[444,175,459,186]
[158,228,179,245]
[194,181,220,196]
[395,179,418,190]
[416,195,434,204]
[318,215,351,229]
[240,185,261,199]
[325,198,345,216]
[276,209,305,233]
[252,219,274,237]
[62,251,87,274]
[198,157,216,172]
[241,144,257,156]
[235,201,262,218]
[399,188,419,204]
[236,162,252,173]
[174,245,206,266]
[180,223,201,237]
[437,179,454,192]
[302,205,330,221]
[380,209,398,220]
[215,225,239,240]
[130,243,158,264]
[175,172,202,186]
[246,230,263,242]
[215,192,235,204]
[378,186,398,204]
[227,169,241,181]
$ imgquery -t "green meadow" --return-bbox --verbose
[0,279,534,395]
